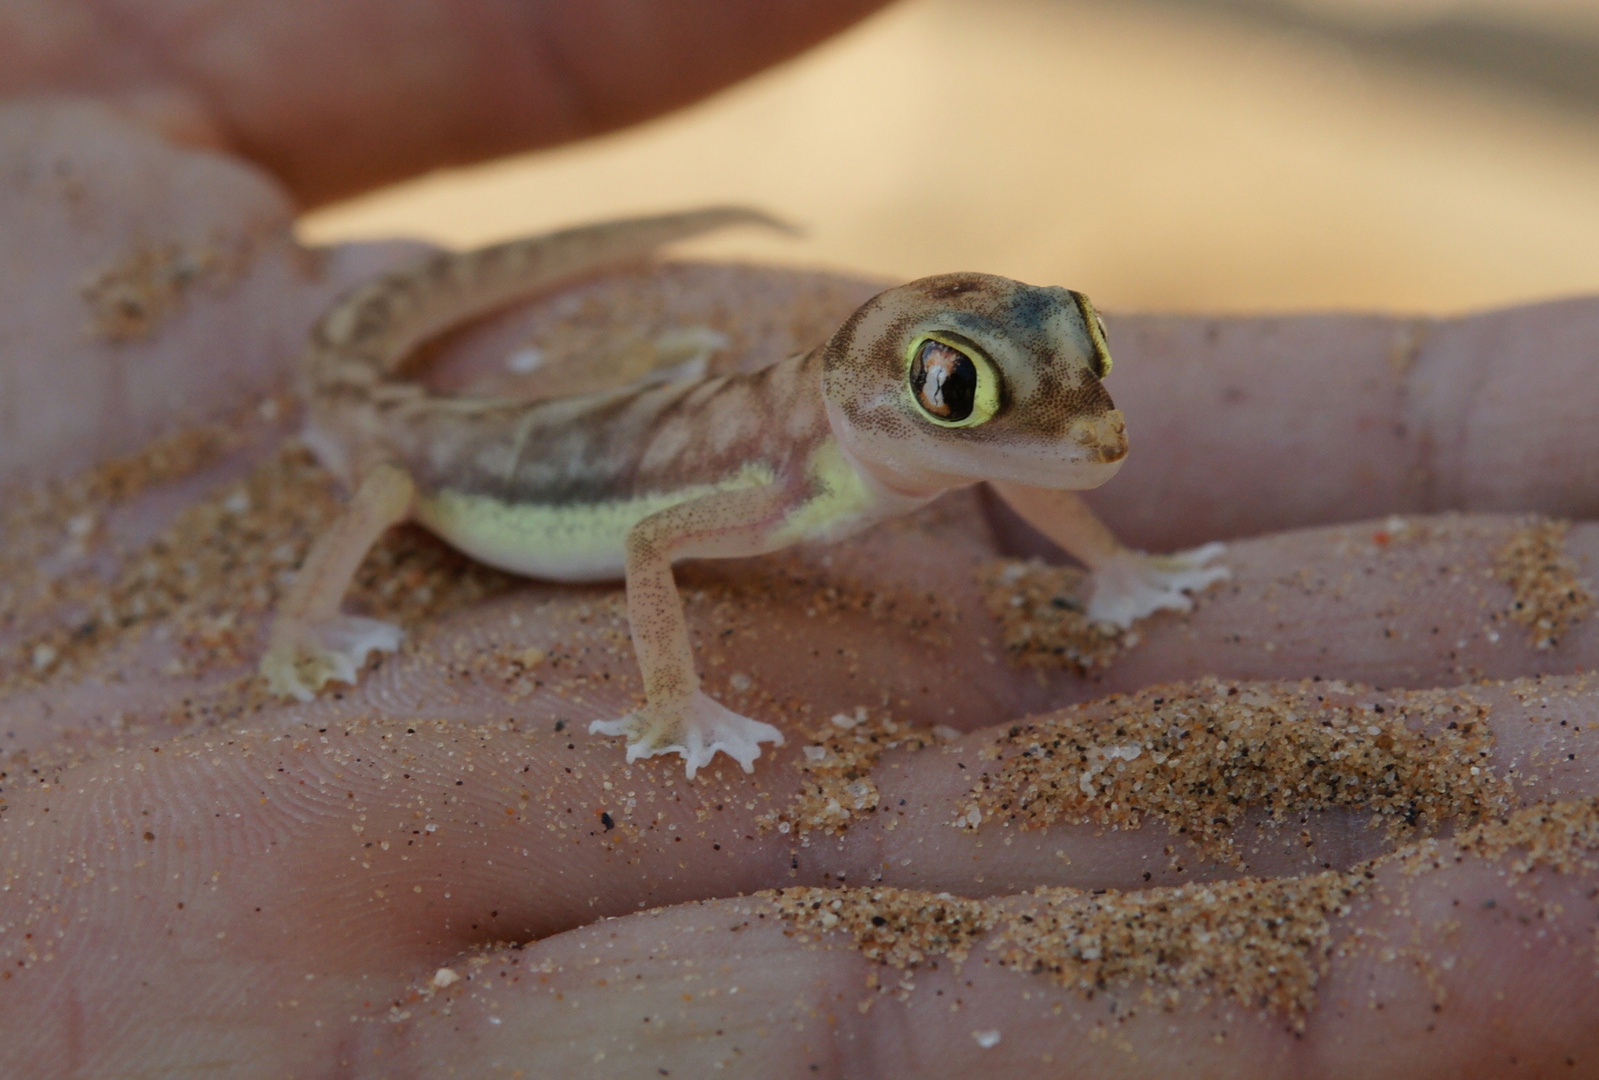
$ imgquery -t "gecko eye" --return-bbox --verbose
[905,334,1002,428]
[909,339,977,422]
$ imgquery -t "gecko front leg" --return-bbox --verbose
[261,461,414,700]
[589,484,792,778]
[991,481,1229,628]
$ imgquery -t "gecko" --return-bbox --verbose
[261,208,1227,777]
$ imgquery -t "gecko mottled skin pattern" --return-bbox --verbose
[261,208,1227,777]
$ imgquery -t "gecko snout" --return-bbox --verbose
[1069,409,1128,463]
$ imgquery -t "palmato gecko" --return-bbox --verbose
[262,209,1226,776]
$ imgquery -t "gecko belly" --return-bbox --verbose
[414,466,776,583]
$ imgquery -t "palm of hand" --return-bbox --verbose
[4,94,1599,1080]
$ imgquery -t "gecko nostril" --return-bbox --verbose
[1065,411,1128,463]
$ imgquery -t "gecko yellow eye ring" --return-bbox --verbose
[260,208,1229,779]
[1072,289,1113,379]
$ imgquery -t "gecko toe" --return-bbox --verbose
[1086,545,1231,628]
[590,691,784,778]
[260,615,403,700]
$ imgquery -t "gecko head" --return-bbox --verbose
[820,273,1127,497]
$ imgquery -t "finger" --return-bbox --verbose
[1082,298,1599,549]
[9,111,1593,545]
[381,257,1599,547]
[834,671,1596,895]
[1091,512,1599,694]
[3,0,894,206]
[282,510,1599,744]
[370,849,1599,1079]
[6,409,1593,764]
[0,99,429,487]
[5,660,1592,991]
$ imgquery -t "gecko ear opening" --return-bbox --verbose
[906,333,1000,428]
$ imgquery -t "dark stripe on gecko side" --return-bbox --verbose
[394,350,831,507]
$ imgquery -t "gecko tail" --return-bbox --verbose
[304,207,795,395]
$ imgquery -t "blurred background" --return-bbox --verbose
[300,0,1599,314]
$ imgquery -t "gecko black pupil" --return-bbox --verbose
[910,339,977,421]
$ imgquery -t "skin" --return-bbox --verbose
[0,0,895,206]
[4,4,1599,1076]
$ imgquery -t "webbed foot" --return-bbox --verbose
[260,615,403,701]
[589,691,784,779]
[1086,543,1230,628]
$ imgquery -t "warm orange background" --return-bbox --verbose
[300,0,1599,315]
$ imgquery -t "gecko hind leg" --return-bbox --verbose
[590,693,785,780]
[260,461,415,701]
[1085,542,1231,628]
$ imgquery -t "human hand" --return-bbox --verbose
[4,6,1599,1076]
[0,0,892,207]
